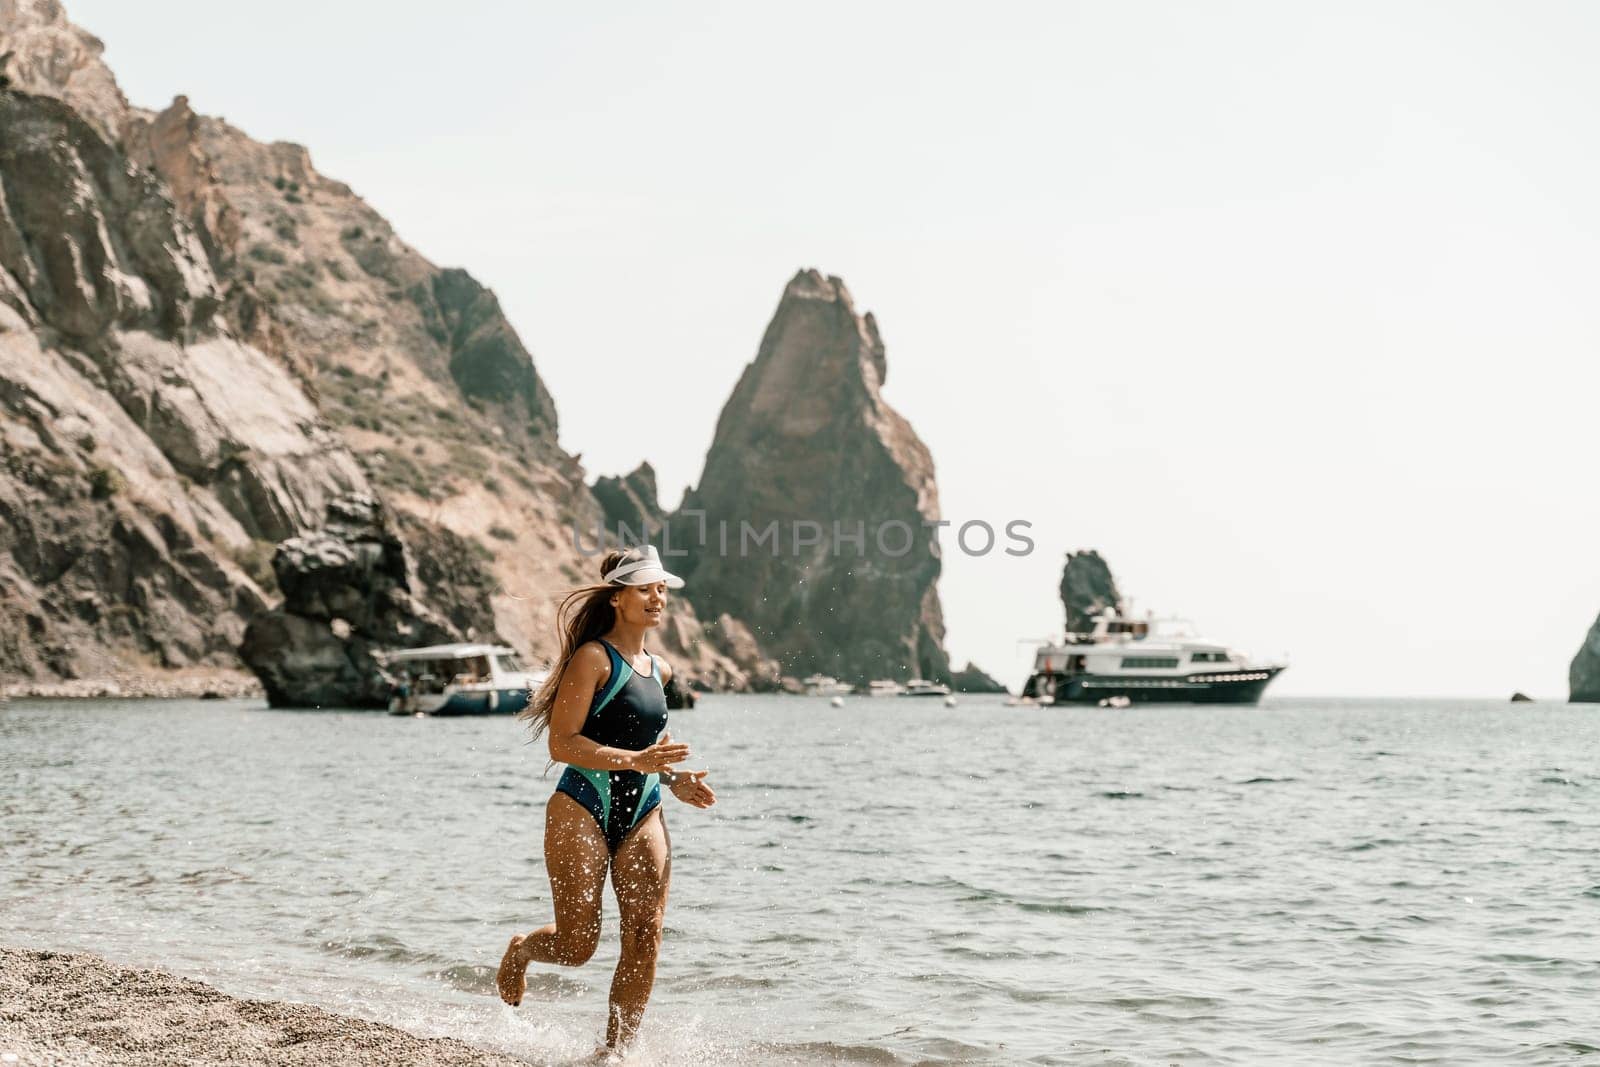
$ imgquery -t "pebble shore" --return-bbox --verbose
[0,948,530,1066]
[0,669,264,701]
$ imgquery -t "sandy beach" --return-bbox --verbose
[0,948,527,1067]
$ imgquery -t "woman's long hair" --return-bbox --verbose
[518,549,634,740]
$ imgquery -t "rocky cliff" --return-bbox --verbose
[0,0,762,695]
[1570,615,1600,702]
[0,83,367,680]
[1060,549,1121,633]
[670,269,949,685]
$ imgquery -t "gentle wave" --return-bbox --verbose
[6,694,1600,1064]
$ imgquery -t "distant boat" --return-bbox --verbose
[1021,610,1285,705]
[901,678,952,698]
[803,674,855,697]
[867,679,905,698]
[379,643,548,716]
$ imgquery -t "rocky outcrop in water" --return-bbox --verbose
[1569,615,1600,703]
[670,269,948,685]
[1060,550,1122,634]
[950,662,1008,694]
[238,495,495,707]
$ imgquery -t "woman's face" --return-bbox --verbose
[611,581,668,629]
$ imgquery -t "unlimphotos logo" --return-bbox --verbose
[572,513,1034,559]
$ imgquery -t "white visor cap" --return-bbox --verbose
[603,545,685,589]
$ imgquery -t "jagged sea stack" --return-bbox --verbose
[1060,549,1123,633]
[671,270,949,684]
[1570,614,1600,702]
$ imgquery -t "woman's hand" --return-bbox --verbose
[629,731,691,773]
[668,770,716,808]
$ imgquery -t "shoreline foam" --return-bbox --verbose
[0,948,527,1066]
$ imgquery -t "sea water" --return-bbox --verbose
[2,695,1597,1064]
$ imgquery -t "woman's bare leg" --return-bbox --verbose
[605,810,671,1049]
[496,792,609,1005]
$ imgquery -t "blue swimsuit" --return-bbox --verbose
[555,640,669,854]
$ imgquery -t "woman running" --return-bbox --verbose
[496,544,716,1052]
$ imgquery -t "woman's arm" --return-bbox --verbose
[547,643,690,771]
[652,656,714,805]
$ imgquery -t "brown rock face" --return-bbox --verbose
[671,269,949,685]
[0,0,128,140]
[1060,550,1122,634]
[0,89,365,681]
[0,94,216,341]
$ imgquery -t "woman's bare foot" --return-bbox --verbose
[496,935,529,1006]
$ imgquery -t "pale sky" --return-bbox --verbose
[68,0,1600,696]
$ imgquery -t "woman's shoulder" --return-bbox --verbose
[570,640,613,673]
[576,643,611,668]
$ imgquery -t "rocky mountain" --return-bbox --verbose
[1570,615,1600,702]
[669,269,949,685]
[0,0,775,698]
[1060,549,1121,633]
[0,3,965,701]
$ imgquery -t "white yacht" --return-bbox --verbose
[803,674,855,697]
[901,678,952,698]
[379,643,548,716]
[1021,611,1285,705]
[867,679,906,698]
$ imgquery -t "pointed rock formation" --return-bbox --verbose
[1060,550,1122,634]
[1570,615,1600,702]
[951,662,1008,694]
[592,462,664,543]
[671,269,948,685]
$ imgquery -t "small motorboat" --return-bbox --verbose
[900,678,952,698]
[867,679,906,697]
[803,674,855,696]
[379,643,548,716]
